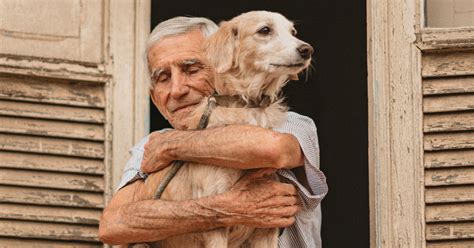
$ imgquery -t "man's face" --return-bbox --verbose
[148,29,214,129]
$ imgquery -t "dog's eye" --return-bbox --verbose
[257,26,271,35]
[291,28,297,36]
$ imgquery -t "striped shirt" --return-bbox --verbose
[116,111,328,248]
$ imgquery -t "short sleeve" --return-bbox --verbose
[115,135,150,191]
[274,112,328,210]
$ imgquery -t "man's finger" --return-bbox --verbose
[275,183,298,196]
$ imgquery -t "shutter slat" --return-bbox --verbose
[0,75,105,108]
[0,100,105,123]
[0,238,101,247]
[422,51,474,78]
[424,112,474,133]
[424,132,474,151]
[427,240,474,248]
[0,133,104,158]
[423,77,474,96]
[426,203,474,223]
[0,220,98,242]
[0,168,104,192]
[426,185,474,203]
[425,167,474,186]
[0,185,104,208]
[0,151,104,175]
[424,94,474,113]
[0,116,104,141]
[425,150,474,168]
[0,203,101,225]
[426,222,474,240]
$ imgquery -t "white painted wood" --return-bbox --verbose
[424,112,474,132]
[0,203,101,225]
[425,149,474,168]
[0,185,104,208]
[0,220,99,242]
[0,168,104,192]
[0,100,105,123]
[0,0,104,63]
[425,167,474,186]
[423,76,474,95]
[425,185,474,203]
[422,50,474,78]
[0,133,104,158]
[0,75,106,108]
[367,0,425,247]
[109,0,151,197]
[426,222,474,240]
[0,151,104,174]
[0,0,152,245]
[426,203,474,222]
[418,27,474,50]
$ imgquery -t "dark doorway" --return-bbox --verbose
[150,1,368,247]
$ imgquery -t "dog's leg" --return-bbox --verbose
[246,228,278,248]
[203,228,229,248]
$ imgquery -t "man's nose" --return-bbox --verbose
[169,72,190,99]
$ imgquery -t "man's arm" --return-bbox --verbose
[141,125,304,173]
[99,169,300,245]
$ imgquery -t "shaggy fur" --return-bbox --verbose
[143,11,313,248]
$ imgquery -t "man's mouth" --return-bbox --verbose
[171,102,200,113]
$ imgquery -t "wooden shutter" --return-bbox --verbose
[0,0,150,246]
[0,74,106,246]
[423,49,474,247]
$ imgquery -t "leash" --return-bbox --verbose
[152,93,275,199]
[153,95,217,199]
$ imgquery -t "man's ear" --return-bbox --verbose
[204,21,238,73]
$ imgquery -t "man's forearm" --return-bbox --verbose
[99,170,299,245]
[99,194,231,245]
[150,125,303,171]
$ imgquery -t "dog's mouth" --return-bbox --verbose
[270,63,305,68]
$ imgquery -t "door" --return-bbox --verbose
[149,1,369,247]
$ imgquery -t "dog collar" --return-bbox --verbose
[214,94,273,108]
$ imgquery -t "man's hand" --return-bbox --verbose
[99,168,301,245]
[216,169,301,228]
[141,131,178,173]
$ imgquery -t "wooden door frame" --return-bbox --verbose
[367,0,425,247]
[107,0,151,198]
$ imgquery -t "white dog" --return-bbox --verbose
[143,11,313,248]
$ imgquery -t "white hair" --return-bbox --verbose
[145,17,218,88]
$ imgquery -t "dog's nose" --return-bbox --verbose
[297,44,313,60]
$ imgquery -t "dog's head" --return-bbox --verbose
[205,11,313,96]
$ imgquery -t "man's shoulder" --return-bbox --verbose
[285,111,315,124]
[279,111,317,130]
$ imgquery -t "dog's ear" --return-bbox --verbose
[205,21,238,73]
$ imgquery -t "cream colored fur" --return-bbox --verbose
[144,11,312,248]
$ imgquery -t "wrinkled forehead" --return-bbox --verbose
[234,12,294,33]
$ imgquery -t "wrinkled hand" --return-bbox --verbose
[221,169,301,228]
[140,131,177,173]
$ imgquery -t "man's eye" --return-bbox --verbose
[186,66,201,74]
[157,74,169,83]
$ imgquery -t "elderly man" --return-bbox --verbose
[99,16,327,247]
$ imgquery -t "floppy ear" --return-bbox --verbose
[205,21,238,73]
